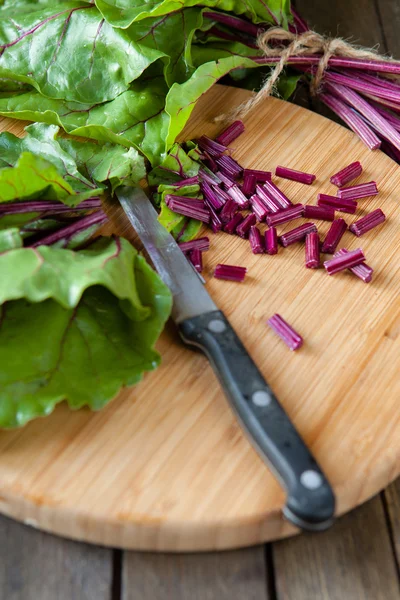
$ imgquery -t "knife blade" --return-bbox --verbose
[117,186,336,532]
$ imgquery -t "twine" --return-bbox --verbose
[217,27,392,122]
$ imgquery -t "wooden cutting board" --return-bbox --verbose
[0,85,399,552]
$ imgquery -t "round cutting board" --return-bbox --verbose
[0,86,399,552]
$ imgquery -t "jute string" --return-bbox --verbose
[216,27,394,122]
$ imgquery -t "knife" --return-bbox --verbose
[117,186,336,532]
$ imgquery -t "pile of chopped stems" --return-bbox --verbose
[156,118,387,350]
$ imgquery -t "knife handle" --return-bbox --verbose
[178,310,335,532]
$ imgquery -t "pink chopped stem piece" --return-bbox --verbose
[318,193,357,214]
[279,222,317,247]
[199,167,222,186]
[220,199,239,223]
[267,314,303,351]
[198,135,227,158]
[236,213,257,238]
[265,227,278,255]
[189,248,203,272]
[319,92,381,150]
[330,161,363,187]
[249,225,265,254]
[266,204,304,226]
[303,205,335,221]
[224,212,244,234]
[256,185,281,213]
[214,264,247,282]
[179,237,210,253]
[337,181,378,200]
[215,120,245,146]
[227,184,250,208]
[349,208,386,236]
[262,180,292,209]
[201,181,225,210]
[243,169,272,182]
[242,172,257,196]
[334,249,373,282]
[165,195,210,223]
[250,194,270,222]
[215,155,243,179]
[216,171,235,188]
[305,232,320,268]
[321,218,347,254]
[324,248,365,275]
[275,166,316,185]
[208,203,223,233]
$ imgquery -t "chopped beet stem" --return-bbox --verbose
[337,181,378,200]
[305,232,320,268]
[334,249,373,282]
[197,135,227,158]
[243,169,272,183]
[321,218,348,254]
[215,155,243,179]
[324,248,365,275]
[214,263,247,282]
[279,222,317,247]
[349,208,386,236]
[215,120,245,146]
[303,205,335,221]
[318,193,357,214]
[267,314,303,351]
[236,213,257,238]
[250,194,270,222]
[256,185,282,213]
[224,212,244,234]
[266,204,304,226]
[262,180,292,209]
[227,184,250,208]
[201,181,225,210]
[165,195,210,223]
[275,166,316,185]
[242,173,257,197]
[330,162,363,187]
[189,248,203,272]
[249,225,265,254]
[178,237,210,253]
[220,198,239,223]
[265,227,278,255]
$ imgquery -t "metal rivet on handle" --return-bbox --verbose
[252,390,271,407]
[300,470,323,490]
[208,319,226,333]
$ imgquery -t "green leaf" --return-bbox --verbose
[164,55,256,150]
[0,80,168,164]
[0,1,163,103]
[0,152,79,204]
[0,227,23,251]
[148,142,200,186]
[0,123,146,197]
[0,242,172,428]
[94,0,290,29]
[276,72,302,100]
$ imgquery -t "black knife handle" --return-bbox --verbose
[178,310,335,531]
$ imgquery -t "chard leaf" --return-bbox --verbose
[94,0,290,29]
[0,239,172,428]
[0,152,80,204]
[148,142,200,186]
[0,1,163,103]
[0,123,146,195]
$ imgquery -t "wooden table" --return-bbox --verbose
[1,2,400,598]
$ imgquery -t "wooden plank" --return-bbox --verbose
[122,547,269,600]
[273,496,400,599]
[376,0,400,57]
[384,479,400,568]
[0,515,113,600]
